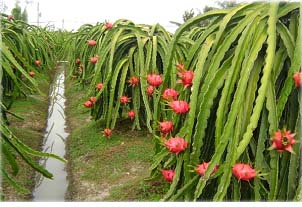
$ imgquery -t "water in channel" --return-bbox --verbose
[33,63,68,201]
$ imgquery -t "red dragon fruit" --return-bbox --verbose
[161,169,175,182]
[103,128,112,137]
[293,72,301,88]
[128,76,139,87]
[169,100,190,114]
[177,70,194,88]
[147,85,154,96]
[75,58,81,64]
[29,71,36,77]
[120,96,131,105]
[196,162,219,176]
[96,83,104,90]
[165,137,188,155]
[84,100,93,108]
[128,110,136,119]
[159,121,174,135]
[35,60,41,66]
[147,74,163,87]
[88,39,97,46]
[104,21,113,30]
[90,56,98,64]
[89,96,97,104]
[8,15,14,21]
[162,88,179,101]
[232,163,257,181]
[270,129,297,153]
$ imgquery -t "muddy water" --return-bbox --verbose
[33,64,68,201]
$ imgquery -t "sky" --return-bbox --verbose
[1,0,284,32]
[1,0,221,31]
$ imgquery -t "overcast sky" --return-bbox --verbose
[1,0,223,31]
[2,0,281,32]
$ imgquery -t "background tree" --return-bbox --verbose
[217,1,238,9]
[170,1,239,27]
[11,1,28,22]
[21,8,28,22]
[183,9,195,22]
[170,9,196,27]
[203,5,214,13]
[11,2,22,20]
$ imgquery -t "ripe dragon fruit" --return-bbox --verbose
[104,21,113,30]
[165,137,188,155]
[232,163,257,181]
[90,56,98,64]
[177,70,194,88]
[147,74,163,87]
[88,39,97,46]
[103,128,112,137]
[128,110,136,119]
[293,72,301,88]
[169,100,190,114]
[84,100,93,108]
[29,71,36,77]
[128,76,139,87]
[120,96,131,105]
[35,60,41,66]
[89,96,97,104]
[75,58,81,64]
[159,121,174,135]
[270,129,297,153]
[162,88,179,101]
[96,83,104,90]
[196,162,219,176]
[161,169,175,182]
[146,85,154,96]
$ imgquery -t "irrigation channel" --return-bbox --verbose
[33,62,69,201]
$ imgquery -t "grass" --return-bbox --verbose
[107,179,169,201]
[65,74,168,201]
[2,65,169,201]
[1,78,51,201]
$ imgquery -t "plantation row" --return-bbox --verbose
[1,14,66,194]
[65,2,302,201]
[1,2,302,201]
